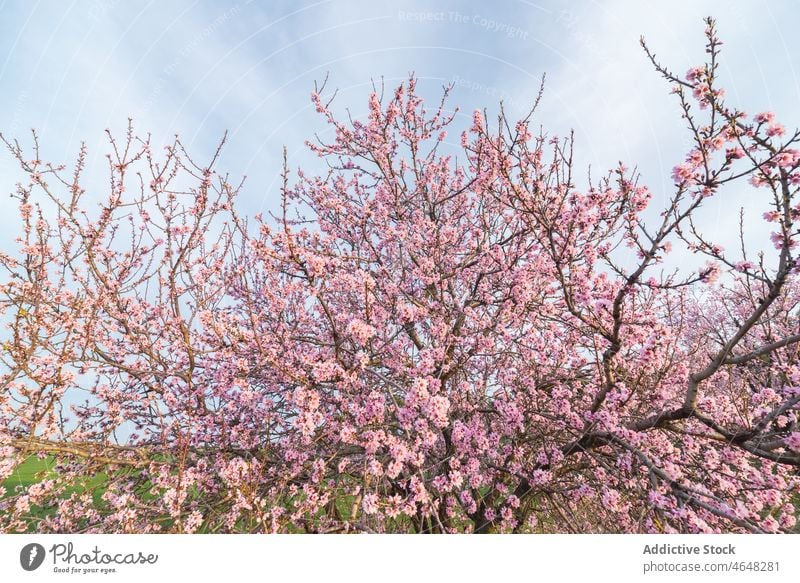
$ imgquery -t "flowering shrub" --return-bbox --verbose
[1,18,799,533]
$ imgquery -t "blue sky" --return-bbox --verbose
[1,0,799,265]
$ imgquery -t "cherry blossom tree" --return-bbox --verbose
[1,18,799,533]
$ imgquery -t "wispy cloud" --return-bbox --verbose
[1,0,798,267]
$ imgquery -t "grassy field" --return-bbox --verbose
[4,457,111,496]
[2,456,110,531]
[4,456,798,533]
[2,456,57,494]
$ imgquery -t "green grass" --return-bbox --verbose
[2,456,57,496]
[2,456,111,532]
[3,456,109,499]
[5,456,794,533]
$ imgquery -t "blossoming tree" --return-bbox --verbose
[1,18,799,533]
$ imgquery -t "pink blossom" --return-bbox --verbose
[346,318,376,344]
[766,123,786,137]
[425,395,450,428]
[699,262,721,284]
[671,163,696,185]
[785,432,800,453]
[774,150,799,168]
[725,146,745,159]
[362,493,380,515]
[685,66,705,82]
[754,111,776,124]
